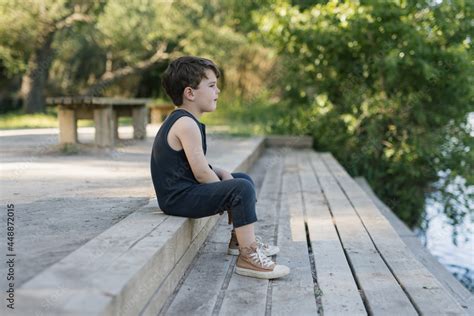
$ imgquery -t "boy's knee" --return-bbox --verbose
[232,178,256,197]
[233,172,255,186]
[244,175,255,186]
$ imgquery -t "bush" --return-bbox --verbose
[253,0,473,230]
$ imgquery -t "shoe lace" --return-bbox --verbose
[255,235,269,250]
[249,246,274,268]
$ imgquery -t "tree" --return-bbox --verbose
[254,0,473,233]
[0,0,106,113]
[1,0,276,111]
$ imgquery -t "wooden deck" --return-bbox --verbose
[159,148,468,315]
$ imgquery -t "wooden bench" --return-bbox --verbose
[47,97,152,147]
[149,103,176,123]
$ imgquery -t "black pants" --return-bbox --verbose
[163,172,258,228]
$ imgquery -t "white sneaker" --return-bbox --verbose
[256,235,280,256]
[227,232,280,256]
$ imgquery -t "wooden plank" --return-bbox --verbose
[254,148,284,243]
[399,236,474,313]
[270,149,319,315]
[309,152,417,315]
[218,150,284,315]
[218,268,268,315]
[355,177,417,237]
[161,216,233,316]
[321,153,468,315]
[257,147,289,201]
[354,174,470,313]
[298,150,366,315]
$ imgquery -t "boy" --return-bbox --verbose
[150,56,290,279]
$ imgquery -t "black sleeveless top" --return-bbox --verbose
[150,109,211,212]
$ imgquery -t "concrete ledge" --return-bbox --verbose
[139,211,221,315]
[12,135,312,315]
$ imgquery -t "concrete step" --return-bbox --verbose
[12,136,312,316]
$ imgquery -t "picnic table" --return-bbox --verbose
[149,103,175,123]
[47,96,152,147]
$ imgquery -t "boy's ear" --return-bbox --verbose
[183,87,194,101]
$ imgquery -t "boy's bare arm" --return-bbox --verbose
[176,117,220,184]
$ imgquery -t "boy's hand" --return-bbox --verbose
[213,167,233,181]
[219,170,234,181]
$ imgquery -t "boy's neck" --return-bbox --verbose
[177,105,202,120]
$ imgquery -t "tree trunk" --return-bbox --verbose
[20,32,55,113]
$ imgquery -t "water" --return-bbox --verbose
[414,113,474,293]
[415,196,474,293]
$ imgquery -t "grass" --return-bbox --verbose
[200,110,268,137]
[0,107,257,134]
[200,90,284,137]
[0,111,132,130]
[0,111,60,129]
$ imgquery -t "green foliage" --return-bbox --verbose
[254,0,473,230]
[0,0,39,75]
[0,0,104,77]
[95,0,173,63]
[5,0,273,98]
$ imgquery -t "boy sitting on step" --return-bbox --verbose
[150,55,289,279]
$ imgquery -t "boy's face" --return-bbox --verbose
[188,69,220,112]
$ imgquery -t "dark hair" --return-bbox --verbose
[161,56,221,106]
